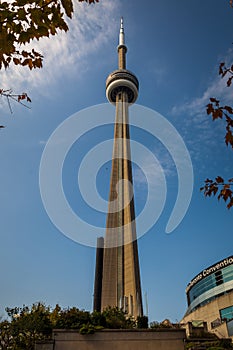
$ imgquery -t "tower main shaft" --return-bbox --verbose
[94,18,143,318]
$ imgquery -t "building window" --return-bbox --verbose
[220,306,233,322]
[187,264,233,311]
[211,318,222,329]
[215,270,223,286]
[227,320,233,336]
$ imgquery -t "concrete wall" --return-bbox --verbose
[35,341,54,350]
[181,291,233,339]
[36,329,186,350]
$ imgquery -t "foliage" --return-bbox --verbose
[136,315,148,329]
[0,0,99,120]
[150,321,160,329]
[201,61,233,209]
[79,324,95,334]
[0,88,31,117]
[2,303,53,350]
[185,332,233,349]
[54,307,91,329]
[0,0,99,122]
[0,303,146,348]
[90,310,107,328]
[201,176,233,209]
[206,97,233,149]
[218,338,233,348]
[150,320,173,329]
[185,338,233,350]
[101,307,135,329]
[137,315,148,329]
[0,320,15,350]
[0,0,99,70]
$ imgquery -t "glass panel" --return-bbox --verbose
[220,306,233,321]
[227,319,233,336]
[188,264,233,305]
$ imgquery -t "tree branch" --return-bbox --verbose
[200,177,233,209]
[0,89,31,115]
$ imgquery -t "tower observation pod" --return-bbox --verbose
[93,18,143,319]
[106,18,139,105]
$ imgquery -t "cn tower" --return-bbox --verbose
[93,18,143,318]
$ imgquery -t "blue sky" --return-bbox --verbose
[0,0,232,323]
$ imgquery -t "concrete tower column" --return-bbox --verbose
[94,18,143,319]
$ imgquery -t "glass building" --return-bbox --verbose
[185,256,233,316]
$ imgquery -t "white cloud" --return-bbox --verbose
[149,64,168,85]
[133,147,175,190]
[172,49,233,118]
[169,49,233,163]
[39,140,46,145]
[0,1,119,94]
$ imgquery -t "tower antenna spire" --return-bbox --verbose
[119,17,125,46]
[118,17,127,69]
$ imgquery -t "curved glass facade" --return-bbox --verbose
[186,256,233,314]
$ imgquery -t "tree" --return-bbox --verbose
[201,62,233,209]
[150,320,173,329]
[0,0,99,121]
[101,307,135,329]
[54,307,91,329]
[0,303,142,348]
[136,315,148,329]
[2,303,53,350]
[0,88,31,111]
[0,0,99,70]
[0,320,15,350]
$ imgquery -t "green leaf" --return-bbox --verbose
[17,8,27,21]
[37,25,49,37]
[18,31,30,44]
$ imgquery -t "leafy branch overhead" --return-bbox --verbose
[206,97,233,148]
[0,0,99,70]
[0,88,31,112]
[201,62,233,209]
[201,177,233,209]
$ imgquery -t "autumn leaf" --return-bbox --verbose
[205,178,213,183]
[227,76,233,87]
[0,0,99,70]
[13,58,21,65]
[224,106,233,114]
[219,62,225,74]
[201,176,233,209]
[206,103,213,115]
[227,198,233,209]
[212,109,223,120]
[216,176,224,183]
[210,97,219,104]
